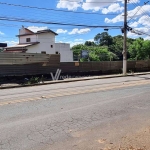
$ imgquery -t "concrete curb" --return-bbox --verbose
[1,72,150,90]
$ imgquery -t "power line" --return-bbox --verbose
[0,2,118,16]
[58,0,116,3]
[0,16,122,28]
[128,1,149,23]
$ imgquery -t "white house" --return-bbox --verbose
[5,26,73,62]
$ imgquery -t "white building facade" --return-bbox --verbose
[5,26,73,62]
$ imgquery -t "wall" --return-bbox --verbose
[19,35,38,44]
[19,27,32,35]
[27,33,56,54]
[55,43,73,62]
[0,60,150,76]
[0,53,60,65]
[0,53,60,76]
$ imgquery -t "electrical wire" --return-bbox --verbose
[0,16,122,28]
[0,2,118,16]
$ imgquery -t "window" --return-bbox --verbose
[51,45,53,48]
[55,51,59,54]
[41,51,46,54]
[26,38,31,42]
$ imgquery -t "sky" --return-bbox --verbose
[0,0,149,47]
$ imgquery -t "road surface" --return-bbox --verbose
[0,74,150,150]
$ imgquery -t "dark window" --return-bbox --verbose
[26,38,31,42]
[51,45,53,48]
[55,51,59,54]
[41,51,46,54]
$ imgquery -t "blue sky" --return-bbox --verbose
[0,0,149,47]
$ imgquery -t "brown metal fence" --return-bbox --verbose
[0,52,150,76]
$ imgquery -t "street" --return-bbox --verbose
[0,74,150,150]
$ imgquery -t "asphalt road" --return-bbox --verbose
[0,74,150,150]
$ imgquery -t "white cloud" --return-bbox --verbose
[128,5,150,19]
[102,3,123,14]
[87,39,94,42]
[127,27,150,38]
[128,0,140,3]
[0,31,4,35]
[56,0,125,12]
[105,4,150,24]
[129,22,139,28]
[27,26,48,32]
[70,41,84,47]
[82,0,118,12]
[68,28,91,35]
[56,29,68,34]
[117,0,140,3]
[74,39,84,41]
[144,36,150,40]
[3,40,19,46]
[105,14,123,23]
[127,32,139,38]
[57,0,82,11]
[138,15,150,27]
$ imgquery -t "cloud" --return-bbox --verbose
[127,32,139,38]
[129,22,139,28]
[87,39,94,42]
[56,29,68,34]
[70,41,85,47]
[3,40,19,46]
[105,4,150,24]
[117,0,140,3]
[27,26,48,32]
[74,39,84,41]
[0,31,4,35]
[127,27,150,38]
[102,3,123,14]
[57,0,82,11]
[128,0,140,3]
[105,14,123,23]
[138,15,150,27]
[82,0,118,12]
[144,36,150,40]
[56,0,124,12]
[68,28,91,35]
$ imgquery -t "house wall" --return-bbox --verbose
[55,43,73,62]
[27,33,56,54]
[18,30,73,62]
[19,35,38,44]
[19,27,32,35]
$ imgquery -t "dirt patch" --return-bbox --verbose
[103,126,150,150]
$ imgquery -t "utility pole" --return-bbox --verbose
[123,0,127,75]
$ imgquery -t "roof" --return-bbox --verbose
[24,28,34,34]
[5,42,39,50]
[17,29,58,37]
[37,29,58,35]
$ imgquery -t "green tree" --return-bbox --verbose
[128,38,146,60]
[85,41,95,46]
[94,32,113,46]
[143,40,150,59]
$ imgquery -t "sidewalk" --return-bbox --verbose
[1,72,150,89]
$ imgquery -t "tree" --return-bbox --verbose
[85,41,95,46]
[72,42,118,62]
[94,32,113,46]
[143,40,150,59]
[128,38,146,60]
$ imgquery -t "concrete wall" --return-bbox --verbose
[19,27,32,35]
[27,33,56,54]
[55,43,73,62]
[19,35,38,44]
